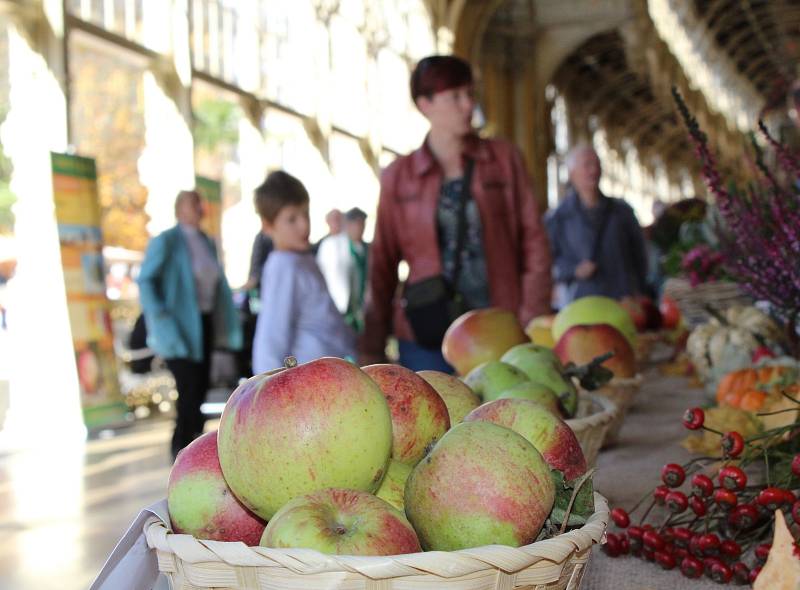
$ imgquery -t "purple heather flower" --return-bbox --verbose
[672,88,800,328]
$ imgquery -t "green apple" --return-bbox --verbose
[404,421,555,551]
[260,488,421,555]
[501,344,578,417]
[417,370,481,424]
[553,295,637,347]
[464,361,529,402]
[496,382,562,417]
[375,459,413,511]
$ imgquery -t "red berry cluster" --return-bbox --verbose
[604,407,800,585]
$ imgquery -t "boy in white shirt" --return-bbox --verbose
[251,171,356,374]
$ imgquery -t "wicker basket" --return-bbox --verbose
[586,375,643,448]
[565,394,618,468]
[634,331,681,367]
[145,494,609,590]
[662,277,751,327]
[634,332,661,365]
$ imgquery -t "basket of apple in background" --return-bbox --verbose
[148,357,608,590]
[549,296,644,448]
[616,295,682,366]
[463,350,618,469]
[442,308,620,469]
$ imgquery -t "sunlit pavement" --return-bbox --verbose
[0,416,208,590]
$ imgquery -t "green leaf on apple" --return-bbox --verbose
[548,469,595,528]
[562,352,615,391]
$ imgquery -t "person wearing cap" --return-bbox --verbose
[316,207,369,333]
[360,55,552,372]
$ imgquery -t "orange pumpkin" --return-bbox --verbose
[739,390,768,411]
[721,389,746,408]
[716,366,794,406]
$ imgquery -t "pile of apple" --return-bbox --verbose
[166,301,633,556]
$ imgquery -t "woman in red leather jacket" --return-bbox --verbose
[360,55,552,372]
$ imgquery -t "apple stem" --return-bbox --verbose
[558,468,596,535]
[283,356,298,368]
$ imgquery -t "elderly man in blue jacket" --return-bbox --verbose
[138,190,242,458]
[546,145,648,306]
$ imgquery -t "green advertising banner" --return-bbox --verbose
[195,175,222,245]
[51,152,129,429]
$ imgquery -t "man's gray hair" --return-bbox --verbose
[564,144,598,172]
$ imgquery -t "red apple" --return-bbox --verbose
[417,369,480,424]
[636,296,663,331]
[167,432,266,544]
[620,297,647,332]
[660,295,681,330]
[260,488,421,555]
[464,399,587,480]
[217,358,393,520]
[442,308,528,376]
[404,421,555,550]
[554,296,637,347]
[554,323,637,379]
[363,364,450,465]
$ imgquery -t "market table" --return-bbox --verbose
[582,367,724,589]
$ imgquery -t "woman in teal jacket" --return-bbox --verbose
[138,190,242,457]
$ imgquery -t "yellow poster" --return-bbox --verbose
[51,152,127,428]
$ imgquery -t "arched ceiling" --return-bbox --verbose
[551,30,690,166]
[457,0,763,174]
[694,0,800,104]
[425,0,790,195]
[478,0,697,169]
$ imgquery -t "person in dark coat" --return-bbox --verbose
[546,144,648,304]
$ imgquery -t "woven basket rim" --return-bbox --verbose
[565,393,618,430]
[145,493,609,579]
[609,374,643,387]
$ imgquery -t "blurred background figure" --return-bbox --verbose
[360,55,552,371]
[235,230,274,378]
[243,232,274,293]
[316,207,369,333]
[546,144,647,304]
[311,208,343,255]
[137,190,242,458]
[252,172,355,374]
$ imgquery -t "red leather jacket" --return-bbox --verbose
[360,135,553,356]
